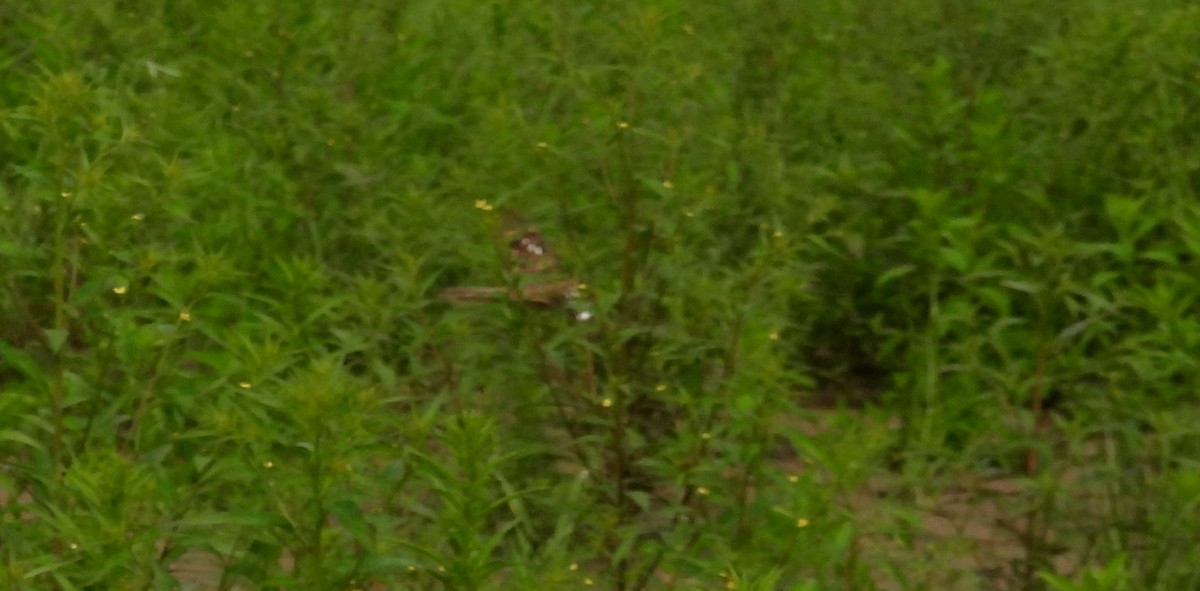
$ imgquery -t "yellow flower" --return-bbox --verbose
[179,310,191,322]
[113,286,127,295]
[796,517,810,528]
[474,199,494,211]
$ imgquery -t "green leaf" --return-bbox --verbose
[0,339,46,383]
[329,499,372,544]
[1001,279,1042,295]
[22,560,77,580]
[939,247,969,272]
[874,265,915,288]
[360,554,420,576]
[0,429,43,450]
[177,511,289,529]
[44,328,69,354]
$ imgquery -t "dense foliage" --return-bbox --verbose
[2,1,1199,589]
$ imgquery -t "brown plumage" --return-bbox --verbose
[440,211,579,306]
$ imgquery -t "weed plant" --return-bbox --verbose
[1,1,1199,590]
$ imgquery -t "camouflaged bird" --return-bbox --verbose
[440,211,581,307]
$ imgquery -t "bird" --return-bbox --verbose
[440,210,582,307]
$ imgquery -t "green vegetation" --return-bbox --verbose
[2,1,1199,589]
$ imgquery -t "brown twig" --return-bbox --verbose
[437,278,581,306]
